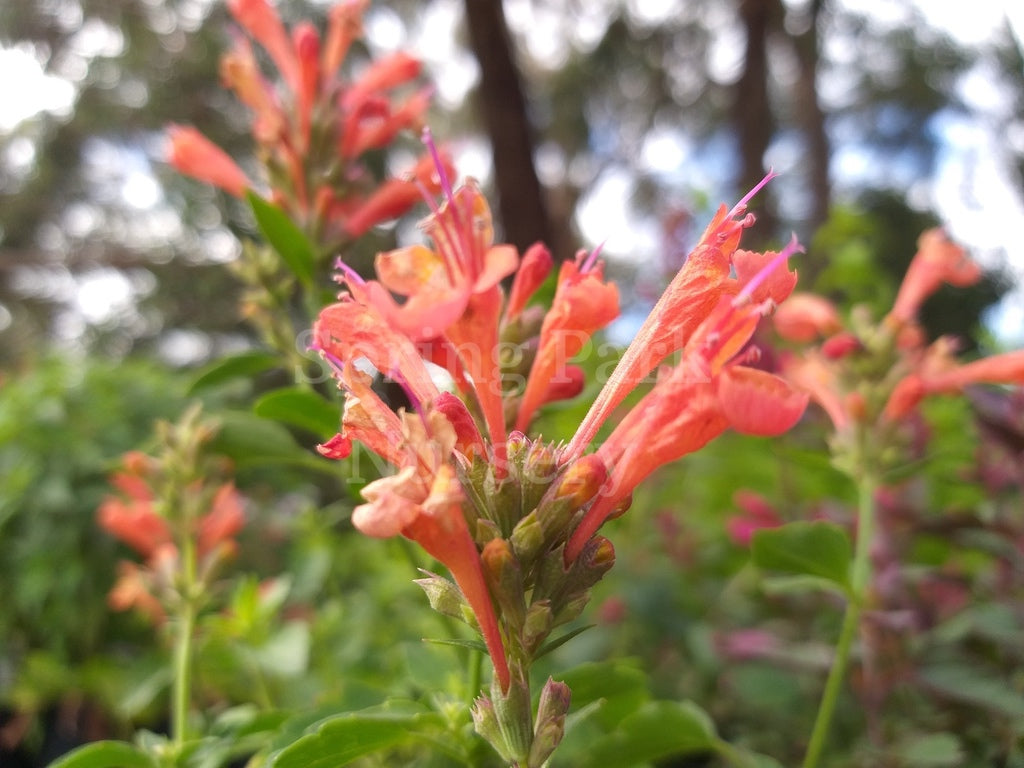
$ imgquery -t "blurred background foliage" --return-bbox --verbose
[1,1,1023,766]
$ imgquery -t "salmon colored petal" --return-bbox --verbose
[773,293,842,342]
[505,242,552,321]
[403,465,511,692]
[717,366,808,436]
[888,228,980,325]
[198,483,245,556]
[925,350,1024,392]
[472,244,520,293]
[354,466,423,537]
[882,374,925,421]
[732,248,798,305]
[166,125,251,198]
[516,255,619,432]
[314,299,440,407]
[375,245,447,296]
[227,0,300,93]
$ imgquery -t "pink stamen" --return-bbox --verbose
[580,241,605,274]
[414,178,459,286]
[733,233,802,307]
[727,169,778,220]
[422,126,455,205]
[334,258,366,286]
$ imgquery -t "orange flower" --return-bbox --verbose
[773,292,843,342]
[166,125,251,198]
[97,475,172,559]
[564,248,807,563]
[515,247,620,432]
[564,174,791,461]
[887,228,981,327]
[325,377,512,692]
[227,0,300,94]
[197,483,246,557]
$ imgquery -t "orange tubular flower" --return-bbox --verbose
[515,247,620,433]
[312,329,511,692]
[166,125,251,198]
[773,292,843,342]
[227,0,300,93]
[565,245,808,563]
[563,173,785,461]
[887,228,981,327]
[197,483,246,557]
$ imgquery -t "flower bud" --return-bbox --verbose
[552,454,607,508]
[522,599,554,656]
[481,539,526,628]
[491,674,533,764]
[529,678,571,767]
[471,696,514,763]
[510,511,545,565]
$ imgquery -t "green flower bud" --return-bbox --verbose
[481,538,526,628]
[472,695,514,762]
[491,674,533,764]
[529,678,571,767]
[522,599,554,656]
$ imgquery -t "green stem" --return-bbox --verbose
[802,456,877,768]
[171,536,198,748]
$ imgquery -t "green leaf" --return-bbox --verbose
[187,351,280,395]
[558,660,649,730]
[588,700,717,767]
[247,192,316,286]
[209,411,330,473]
[920,664,1024,719]
[271,705,443,768]
[752,521,853,591]
[535,624,595,659]
[893,732,964,767]
[48,741,156,768]
[254,387,340,439]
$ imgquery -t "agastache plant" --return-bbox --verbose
[165,0,451,375]
[771,228,1024,768]
[313,135,808,765]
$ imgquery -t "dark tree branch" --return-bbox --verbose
[463,0,555,257]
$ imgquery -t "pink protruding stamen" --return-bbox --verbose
[334,258,366,286]
[422,126,455,206]
[727,169,778,221]
[733,233,803,307]
[580,241,605,274]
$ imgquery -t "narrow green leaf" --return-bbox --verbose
[920,664,1024,719]
[254,387,340,439]
[48,741,156,768]
[271,706,442,768]
[422,637,488,654]
[188,351,280,395]
[589,700,717,768]
[247,191,316,285]
[752,521,853,591]
[535,624,595,659]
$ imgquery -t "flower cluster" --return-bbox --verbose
[313,147,806,764]
[168,0,439,250]
[775,228,1024,465]
[98,420,244,625]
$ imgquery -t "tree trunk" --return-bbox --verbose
[463,0,555,257]
[733,0,781,244]
[790,0,832,237]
